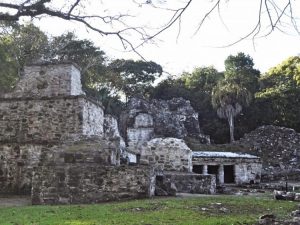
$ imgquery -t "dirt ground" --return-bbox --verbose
[0,195,31,207]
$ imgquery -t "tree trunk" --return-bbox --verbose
[228,113,235,143]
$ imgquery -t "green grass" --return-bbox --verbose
[0,195,297,225]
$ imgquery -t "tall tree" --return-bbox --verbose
[109,59,162,100]
[210,53,258,143]
[224,52,260,93]
[212,81,252,142]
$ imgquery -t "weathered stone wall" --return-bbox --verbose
[121,97,209,147]
[234,162,262,184]
[156,172,216,196]
[32,165,155,204]
[104,115,126,163]
[0,138,119,194]
[139,138,192,172]
[48,138,120,166]
[4,63,84,98]
[0,144,43,194]
[126,112,154,151]
[82,99,104,136]
[104,115,121,138]
[127,128,154,148]
[0,96,104,143]
[192,156,262,185]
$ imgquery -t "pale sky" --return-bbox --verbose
[17,0,300,76]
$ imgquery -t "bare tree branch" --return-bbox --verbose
[67,0,81,17]
[193,0,221,36]
[0,0,299,58]
[133,0,193,50]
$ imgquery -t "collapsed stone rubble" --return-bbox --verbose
[237,125,300,181]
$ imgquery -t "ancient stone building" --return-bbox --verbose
[192,151,262,185]
[139,138,192,172]
[138,138,216,195]
[0,63,155,203]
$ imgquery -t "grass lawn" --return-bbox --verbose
[0,195,297,225]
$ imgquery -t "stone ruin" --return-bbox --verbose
[121,97,210,144]
[236,125,300,182]
[119,96,261,188]
[0,62,221,204]
[119,96,210,161]
[192,152,262,185]
[0,63,158,203]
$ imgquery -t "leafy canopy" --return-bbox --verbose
[109,59,163,98]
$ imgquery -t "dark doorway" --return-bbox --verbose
[224,165,235,183]
[136,154,141,164]
[207,165,219,175]
[193,165,203,174]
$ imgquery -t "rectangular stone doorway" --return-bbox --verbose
[192,165,203,174]
[207,165,219,175]
[224,165,235,183]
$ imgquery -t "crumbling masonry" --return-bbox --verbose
[0,63,218,204]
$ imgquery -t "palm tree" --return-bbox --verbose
[212,81,251,142]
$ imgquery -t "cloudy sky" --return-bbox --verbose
[28,0,300,76]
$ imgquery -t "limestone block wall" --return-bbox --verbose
[134,113,153,128]
[4,63,84,98]
[104,115,126,162]
[104,115,121,138]
[127,128,154,145]
[0,138,120,194]
[140,138,192,172]
[234,162,262,184]
[127,113,154,147]
[82,99,104,136]
[0,144,43,194]
[32,164,155,204]
[0,96,104,143]
[156,172,216,195]
[47,138,120,166]
[122,97,205,142]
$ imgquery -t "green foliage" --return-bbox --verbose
[209,53,260,142]
[212,81,252,112]
[182,66,223,92]
[0,41,18,92]
[0,21,298,141]
[150,78,191,100]
[225,52,260,93]
[151,54,299,143]
[212,80,252,142]
[85,87,125,117]
[0,196,296,225]
[259,56,300,91]
[0,22,48,91]
[48,33,107,88]
[150,67,229,143]
[253,56,300,131]
[109,59,163,99]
